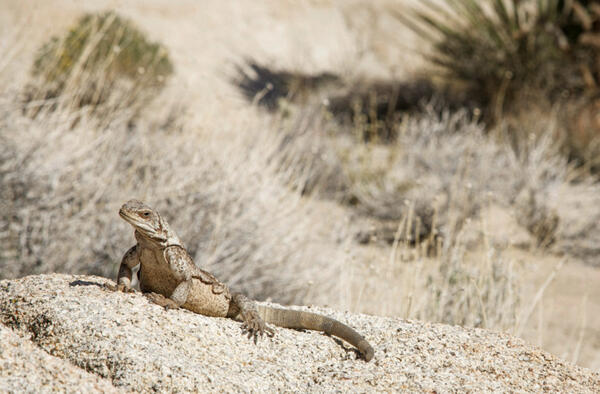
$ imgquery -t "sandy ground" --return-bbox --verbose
[521,254,600,369]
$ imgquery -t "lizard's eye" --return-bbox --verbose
[142,212,151,217]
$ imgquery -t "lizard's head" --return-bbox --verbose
[119,199,172,244]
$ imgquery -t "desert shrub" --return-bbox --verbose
[515,188,560,247]
[349,195,522,331]
[296,101,600,263]
[233,70,600,264]
[337,109,598,331]
[25,11,173,119]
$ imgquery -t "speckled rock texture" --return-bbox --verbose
[1,274,598,392]
[0,324,123,393]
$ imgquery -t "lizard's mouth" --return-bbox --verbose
[119,209,143,229]
[119,208,165,242]
[119,209,133,222]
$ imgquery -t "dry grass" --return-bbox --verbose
[1,91,357,305]
[257,88,600,364]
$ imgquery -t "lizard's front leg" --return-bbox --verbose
[107,245,138,293]
[228,292,275,341]
[145,280,190,310]
[145,246,194,310]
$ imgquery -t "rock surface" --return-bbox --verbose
[0,274,598,392]
[0,324,123,393]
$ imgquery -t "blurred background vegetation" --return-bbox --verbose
[1,0,599,370]
[400,0,600,169]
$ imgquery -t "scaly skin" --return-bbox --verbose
[110,199,374,361]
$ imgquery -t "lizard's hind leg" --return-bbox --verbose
[228,293,275,341]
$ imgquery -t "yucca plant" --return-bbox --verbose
[397,0,599,119]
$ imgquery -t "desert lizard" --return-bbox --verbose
[109,199,374,361]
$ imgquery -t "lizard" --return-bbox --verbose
[108,199,374,362]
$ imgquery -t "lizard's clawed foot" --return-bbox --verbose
[104,283,136,293]
[241,311,275,343]
[145,292,180,310]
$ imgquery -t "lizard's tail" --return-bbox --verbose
[256,305,374,362]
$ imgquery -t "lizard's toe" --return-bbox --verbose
[145,292,159,303]
[241,314,273,343]
[104,283,135,293]
[163,301,180,310]
[145,292,178,310]
[264,326,275,337]
[242,322,257,340]
[120,284,136,293]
